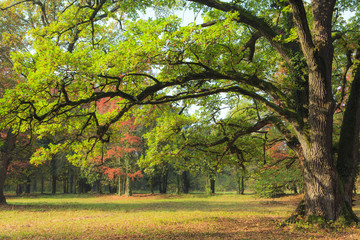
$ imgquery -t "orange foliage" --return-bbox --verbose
[267,141,291,160]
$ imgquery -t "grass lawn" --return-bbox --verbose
[1,193,360,239]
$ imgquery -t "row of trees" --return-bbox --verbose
[4,97,302,198]
[0,0,359,224]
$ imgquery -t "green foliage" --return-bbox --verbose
[252,162,302,198]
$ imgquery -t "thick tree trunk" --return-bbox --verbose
[337,49,360,222]
[0,129,16,205]
[0,170,8,204]
[0,158,9,204]
[302,146,339,220]
[288,0,340,221]
[296,62,339,221]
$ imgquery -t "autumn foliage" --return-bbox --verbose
[93,97,143,182]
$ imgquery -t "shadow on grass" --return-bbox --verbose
[0,193,293,214]
[1,201,268,213]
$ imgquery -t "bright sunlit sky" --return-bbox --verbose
[143,5,357,25]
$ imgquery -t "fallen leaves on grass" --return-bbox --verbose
[1,194,360,239]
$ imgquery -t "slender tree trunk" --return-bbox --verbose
[240,176,245,195]
[41,176,44,194]
[33,178,37,193]
[210,179,215,194]
[78,178,90,193]
[176,174,181,195]
[73,174,77,194]
[50,157,57,194]
[25,177,31,194]
[293,183,298,194]
[149,175,154,195]
[182,171,190,194]
[63,178,67,193]
[118,175,121,196]
[16,184,23,195]
[125,176,132,196]
[69,169,73,194]
[159,169,168,194]
[124,157,132,196]
[52,175,57,194]
[236,173,245,195]
[96,179,102,194]
[122,177,126,194]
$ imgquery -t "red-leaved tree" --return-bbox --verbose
[91,97,143,196]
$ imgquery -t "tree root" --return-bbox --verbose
[280,199,305,227]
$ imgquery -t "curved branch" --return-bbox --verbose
[179,116,277,157]
[288,0,316,68]
[0,0,32,10]
[146,85,295,119]
[188,0,293,65]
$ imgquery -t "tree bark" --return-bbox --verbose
[176,174,181,195]
[51,157,57,194]
[182,171,190,194]
[16,184,23,195]
[73,174,77,194]
[239,175,245,195]
[25,177,31,194]
[288,0,341,221]
[118,175,122,195]
[0,160,9,204]
[298,65,338,220]
[63,178,68,194]
[52,175,57,194]
[337,48,360,222]
[209,178,215,194]
[125,175,132,196]
[159,168,168,194]
[32,178,37,193]
[96,179,102,194]
[149,175,154,195]
[41,176,44,194]
[69,168,73,194]
[0,129,16,205]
